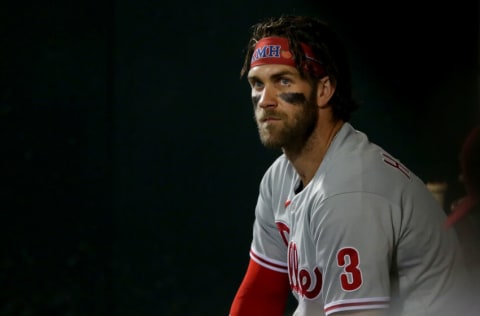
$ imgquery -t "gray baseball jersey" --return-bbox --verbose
[249,122,469,316]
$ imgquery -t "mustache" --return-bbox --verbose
[252,92,307,108]
[257,111,283,121]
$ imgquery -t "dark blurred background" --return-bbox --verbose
[1,1,478,315]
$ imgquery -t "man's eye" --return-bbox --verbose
[251,80,264,89]
[280,78,291,85]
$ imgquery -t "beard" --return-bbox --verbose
[255,91,318,151]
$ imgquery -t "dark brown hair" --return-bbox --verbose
[241,15,359,121]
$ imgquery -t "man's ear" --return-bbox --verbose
[316,76,335,108]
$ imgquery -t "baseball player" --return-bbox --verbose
[229,15,471,316]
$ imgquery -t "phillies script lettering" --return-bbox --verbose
[276,222,363,298]
[277,222,321,298]
[289,242,322,299]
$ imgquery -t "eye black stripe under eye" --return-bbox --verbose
[251,92,306,108]
[280,92,306,104]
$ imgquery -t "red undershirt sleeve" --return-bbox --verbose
[229,258,291,316]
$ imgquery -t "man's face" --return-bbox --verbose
[247,64,318,151]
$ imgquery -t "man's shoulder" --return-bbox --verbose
[264,154,291,176]
[320,130,422,201]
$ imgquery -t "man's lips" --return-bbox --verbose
[260,116,281,122]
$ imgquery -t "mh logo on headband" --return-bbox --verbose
[251,45,291,63]
[249,37,324,75]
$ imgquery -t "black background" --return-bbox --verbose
[1,1,478,315]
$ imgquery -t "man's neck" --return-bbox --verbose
[285,120,344,190]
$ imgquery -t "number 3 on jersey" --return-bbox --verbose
[337,247,363,291]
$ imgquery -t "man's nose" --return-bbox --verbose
[257,85,277,108]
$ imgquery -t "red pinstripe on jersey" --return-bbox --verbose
[324,297,390,315]
[250,249,288,273]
